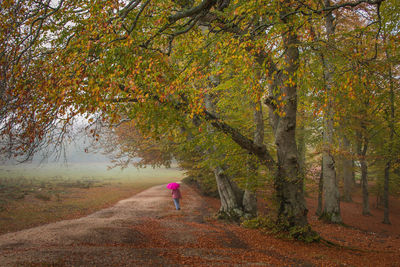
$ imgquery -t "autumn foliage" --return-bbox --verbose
[1,0,399,239]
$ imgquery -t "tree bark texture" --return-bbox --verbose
[383,162,391,224]
[214,166,245,220]
[320,0,342,223]
[273,28,308,228]
[342,135,353,202]
[322,149,341,222]
[357,130,371,216]
[316,159,323,217]
[352,160,357,187]
[383,46,394,225]
[242,184,257,217]
[297,116,306,175]
[360,158,371,215]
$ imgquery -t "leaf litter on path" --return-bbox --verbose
[0,183,399,266]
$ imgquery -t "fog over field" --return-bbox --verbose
[0,132,181,181]
[0,136,183,235]
[0,162,183,181]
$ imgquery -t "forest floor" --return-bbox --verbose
[0,183,399,266]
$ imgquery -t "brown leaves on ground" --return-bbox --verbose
[0,184,399,266]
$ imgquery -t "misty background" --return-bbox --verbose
[0,126,160,181]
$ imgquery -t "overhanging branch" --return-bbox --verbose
[111,87,276,171]
[168,0,217,22]
[204,111,276,171]
[316,0,385,13]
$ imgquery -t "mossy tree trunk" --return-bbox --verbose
[214,166,246,221]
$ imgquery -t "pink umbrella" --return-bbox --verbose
[166,182,180,190]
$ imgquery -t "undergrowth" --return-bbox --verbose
[242,216,320,243]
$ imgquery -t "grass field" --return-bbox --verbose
[0,163,184,234]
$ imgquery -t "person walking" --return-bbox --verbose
[166,182,182,210]
[171,188,182,210]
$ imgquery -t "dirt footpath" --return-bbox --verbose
[0,184,279,266]
[2,184,400,266]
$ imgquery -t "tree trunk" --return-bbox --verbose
[360,158,371,215]
[322,117,341,223]
[382,45,394,225]
[297,115,306,175]
[320,0,342,223]
[243,101,264,217]
[214,166,245,221]
[316,159,323,216]
[206,11,311,236]
[356,127,371,216]
[352,160,357,187]
[342,135,353,202]
[273,28,308,230]
[243,183,257,217]
[383,161,391,224]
